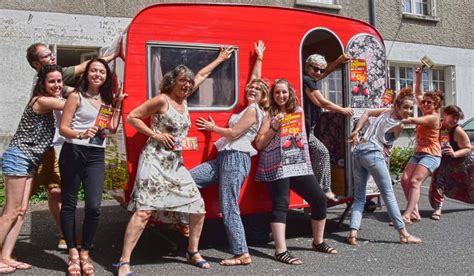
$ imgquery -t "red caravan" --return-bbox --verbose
[116,3,387,219]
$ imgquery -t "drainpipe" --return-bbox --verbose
[369,0,376,27]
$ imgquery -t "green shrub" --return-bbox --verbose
[389,146,414,176]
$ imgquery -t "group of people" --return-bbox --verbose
[0,42,124,275]
[0,39,472,275]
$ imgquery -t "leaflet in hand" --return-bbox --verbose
[89,104,114,146]
[172,136,198,151]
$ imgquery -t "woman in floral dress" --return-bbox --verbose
[115,46,233,275]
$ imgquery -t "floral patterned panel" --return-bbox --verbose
[346,34,387,109]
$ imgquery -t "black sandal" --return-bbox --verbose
[312,241,337,254]
[112,261,133,276]
[274,251,302,265]
[186,251,210,269]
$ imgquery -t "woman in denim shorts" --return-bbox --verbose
[400,67,444,224]
[0,65,65,274]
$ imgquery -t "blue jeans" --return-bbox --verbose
[350,142,405,230]
[190,150,251,255]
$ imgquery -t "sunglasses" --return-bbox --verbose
[421,100,433,105]
[310,65,326,74]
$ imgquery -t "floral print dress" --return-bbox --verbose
[128,98,205,223]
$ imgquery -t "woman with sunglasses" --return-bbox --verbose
[302,53,353,201]
[400,67,444,224]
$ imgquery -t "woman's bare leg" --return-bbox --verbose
[118,210,152,276]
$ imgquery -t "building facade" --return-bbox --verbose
[0,0,472,151]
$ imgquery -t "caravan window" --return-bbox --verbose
[147,43,238,110]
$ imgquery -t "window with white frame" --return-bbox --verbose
[403,0,436,16]
[146,43,238,110]
[320,69,343,106]
[389,64,444,93]
[389,64,445,117]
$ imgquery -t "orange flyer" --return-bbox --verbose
[94,104,114,129]
[350,59,368,84]
[280,112,303,138]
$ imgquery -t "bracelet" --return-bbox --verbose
[76,132,83,140]
[257,57,263,61]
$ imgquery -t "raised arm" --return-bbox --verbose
[250,40,265,81]
[191,45,234,94]
[320,53,350,80]
[414,67,423,104]
[72,48,119,77]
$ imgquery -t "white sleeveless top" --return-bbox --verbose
[363,110,400,152]
[65,93,105,148]
[214,103,265,156]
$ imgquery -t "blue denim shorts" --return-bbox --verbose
[408,152,441,173]
[2,146,36,176]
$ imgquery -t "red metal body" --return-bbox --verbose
[120,3,385,218]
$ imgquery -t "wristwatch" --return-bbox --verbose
[76,132,83,140]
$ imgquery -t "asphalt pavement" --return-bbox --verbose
[14,179,474,275]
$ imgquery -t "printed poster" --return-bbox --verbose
[280,112,306,176]
[350,59,369,108]
[89,104,114,146]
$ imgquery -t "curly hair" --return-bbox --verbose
[26,42,48,69]
[246,78,270,111]
[423,90,444,109]
[159,65,195,94]
[76,58,114,105]
[268,78,299,116]
[394,87,415,107]
[32,64,63,100]
[443,105,464,120]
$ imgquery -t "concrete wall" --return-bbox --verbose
[377,0,474,49]
[0,9,129,150]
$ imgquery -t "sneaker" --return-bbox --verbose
[58,237,67,250]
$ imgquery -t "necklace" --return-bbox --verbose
[85,91,100,100]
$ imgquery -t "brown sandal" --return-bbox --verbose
[219,254,252,266]
[399,234,422,244]
[67,257,81,276]
[346,235,357,245]
[80,256,95,276]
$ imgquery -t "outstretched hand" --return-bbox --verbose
[196,116,216,132]
[255,40,266,60]
[218,45,234,61]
